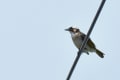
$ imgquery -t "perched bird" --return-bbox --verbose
[65,26,104,58]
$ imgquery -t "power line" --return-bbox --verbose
[66,0,106,80]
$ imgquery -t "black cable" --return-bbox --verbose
[66,0,106,80]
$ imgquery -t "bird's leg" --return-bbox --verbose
[84,48,89,55]
[86,52,89,55]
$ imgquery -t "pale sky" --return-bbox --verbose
[0,0,120,80]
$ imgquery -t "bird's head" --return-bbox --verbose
[65,26,80,33]
[65,26,81,37]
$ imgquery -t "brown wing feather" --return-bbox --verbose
[87,38,96,48]
[81,33,96,48]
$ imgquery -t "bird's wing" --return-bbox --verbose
[87,38,96,48]
[81,33,96,48]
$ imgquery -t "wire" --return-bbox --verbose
[66,0,106,80]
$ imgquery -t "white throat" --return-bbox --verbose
[70,32,80,38]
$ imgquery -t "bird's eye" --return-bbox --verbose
[69,27,73,31]
[69,27,72,29]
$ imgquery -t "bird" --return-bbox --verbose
[65,26,104,58]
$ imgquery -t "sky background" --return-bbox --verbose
[0,0,120,80]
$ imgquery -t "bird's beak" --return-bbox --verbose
[65,28,69,31]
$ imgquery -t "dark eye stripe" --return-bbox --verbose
[69,27,73,31]
[68,27,79,32]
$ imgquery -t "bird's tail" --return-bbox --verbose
[96,49,104,58]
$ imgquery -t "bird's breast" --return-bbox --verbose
[72,36,95,52]
[72,36,83,49]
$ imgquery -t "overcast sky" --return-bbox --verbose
[0,0,120,80]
